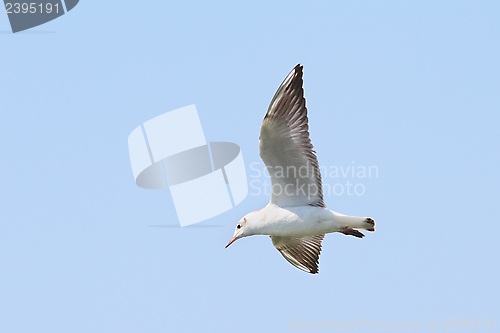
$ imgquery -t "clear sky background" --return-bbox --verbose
[1,1,499,332]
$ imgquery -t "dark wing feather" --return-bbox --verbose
[259,64,325,208]
[271,234,325,274]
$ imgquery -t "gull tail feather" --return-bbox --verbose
[339,217,376,238]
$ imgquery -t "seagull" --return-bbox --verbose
[225,64,375,274]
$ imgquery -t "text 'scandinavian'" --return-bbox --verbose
[226,64,375,274]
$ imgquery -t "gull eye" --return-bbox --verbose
[237,224,241,229]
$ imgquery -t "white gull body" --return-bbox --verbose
[226,64,375,274]
[242,204,371,237]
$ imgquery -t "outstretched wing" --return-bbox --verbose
[271,234,325,274]
[259,64,325,208]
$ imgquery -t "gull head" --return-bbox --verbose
[225,215,255,248]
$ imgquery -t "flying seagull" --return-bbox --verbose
[225,64,375,274]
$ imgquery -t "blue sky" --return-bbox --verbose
[1,1,499,332]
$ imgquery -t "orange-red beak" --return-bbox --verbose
[225,236,237,248]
